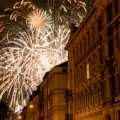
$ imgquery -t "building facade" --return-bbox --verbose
[32,94,40,120]
[39,62,68,120]
[20,87,40,120]
[65,0,120,120]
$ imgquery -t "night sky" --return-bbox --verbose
[0,0,45,11]
[0,0,20,10]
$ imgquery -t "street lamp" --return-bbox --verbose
[29,102,34,120]
[29,104,34,109]
[17,115,22,120]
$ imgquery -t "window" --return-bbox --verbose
[81,95,84,110]
[80,42,82,57]
[81,66,83,82]
[116,110,120,120]
[80,66,82,83]
[83,37,86,52]
[76,70,79,85]
[74,97,77,112]
[113,20,120,48]
[106,3,112,22]
[102,12,106,28]
[79,95,81,111]
[62,68,67,72]
[98,15,102,32]
[113,0,118,15]
[87,32,90,49]
[78,69,81,85]
[107,25,113,38]
[90,29,93,46]
[81,42,83,56]
[104,41,108,58]
[76,46,78,61]
[94,24,98,41]
[115,66,120,96]
[74,71,77,87]
[106,114,111,120]
[119,0,120,11]
[104,68,111,99]
[75,47,77,63]
[86,63,90,79]
[89,91,92,107]
[78,44,80,60]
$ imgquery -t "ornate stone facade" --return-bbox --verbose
[65,0,120,120]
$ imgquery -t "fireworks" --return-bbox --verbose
[0,0,87,113]
[0,31,42,112]
[0,26,69,112]
[26,8,52,34]
[9,0,35,21]
[47,0,87,27]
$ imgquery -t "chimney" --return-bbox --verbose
[69,23,78,37]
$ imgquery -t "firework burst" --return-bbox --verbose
[0,31,41,112]
[47,0,87,27]
[0,25,69,112]
[26,8,52,34]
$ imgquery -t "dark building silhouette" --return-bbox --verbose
[0,101,10,120]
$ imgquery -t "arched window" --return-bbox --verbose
[115,66,120,96]
[74,96,77,112]
[105,114,111,120]
[89,58,91,77]
[81,93,83,111]
[78,43,80,60]
[93,54,97,73]
[94,22,98,41]
[74,71,77,87]
[76,70,79,86]
[96,54,100,72]
[80,66,82,84]
[90,58,94,76]
[80,42,82,57]
[89,88,92,107]
[81,42,83,56]
[104,67,111,99]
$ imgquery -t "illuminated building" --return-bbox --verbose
[65,0,120,120]
[39,62,68,120]
[25,87,40,120]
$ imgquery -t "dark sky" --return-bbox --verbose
[0,0,19,10]
[0,0,43,11]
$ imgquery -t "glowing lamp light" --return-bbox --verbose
[18,115,22,119]
[29,104,34,109]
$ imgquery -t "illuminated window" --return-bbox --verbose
[86,63,90,79]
